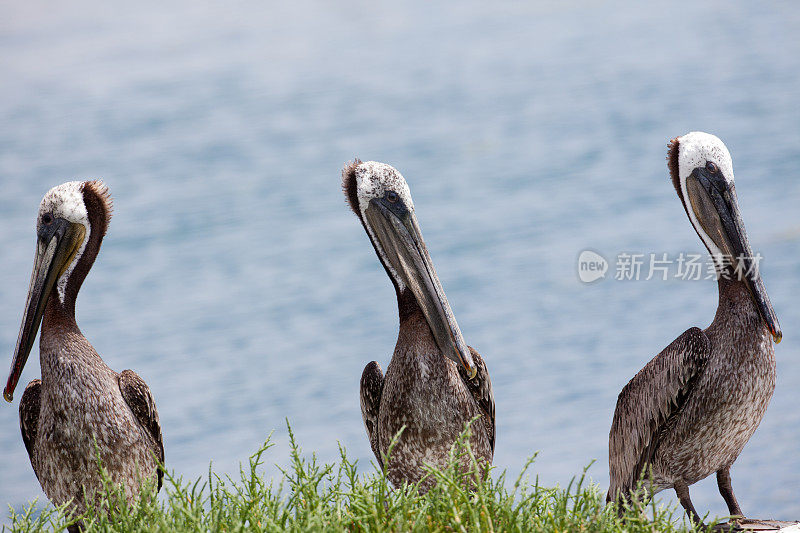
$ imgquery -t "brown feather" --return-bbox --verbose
[607,327,709,503]
[19,379,42,479]
[341,159,363,215]
[667,137,681,196]
[118,369,165,491]
[82,180,113,236]
[359,361,385,467]
[458,347,496,454]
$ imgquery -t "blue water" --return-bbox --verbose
[1,0,799,523]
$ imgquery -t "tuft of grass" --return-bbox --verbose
[4,421,713,532]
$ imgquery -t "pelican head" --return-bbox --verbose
[4,181,112,402]
[343,160,476,378]
[668,132,781,343]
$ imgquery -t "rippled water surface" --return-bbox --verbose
[1,0,799,521]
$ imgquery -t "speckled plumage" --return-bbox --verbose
[608,135,780,523]
[362,313,494,491]
[345,160,495,492]
[13,182,163,524]
[608,281,774,501]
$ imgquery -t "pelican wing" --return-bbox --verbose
[118,369,164,491]
[458,347,495,454]
[360,361,385,467]
[19,379,41,479]
[607,327,710,502]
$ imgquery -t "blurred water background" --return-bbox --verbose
[1,0,799,523]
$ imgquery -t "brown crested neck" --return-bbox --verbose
[57,185,109,318]
[61,226,103,317]
[397,286,423,324]
[42,292,79,331]
[712,276,763,332]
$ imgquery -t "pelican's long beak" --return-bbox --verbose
[365,198,476,378]
[686,169,782,343]
[4,219,85,402]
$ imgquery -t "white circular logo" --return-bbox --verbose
[577,250,608,283]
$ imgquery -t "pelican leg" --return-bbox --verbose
[716,467,743,518]
[674,480,703,526]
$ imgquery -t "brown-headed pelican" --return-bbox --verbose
[342,160,494,492]
[607,132,782,525]
[4,181,164,531]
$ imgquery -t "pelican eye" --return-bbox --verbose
[386,191,399,203]
[705,161,719,175]
[42,213,54,225]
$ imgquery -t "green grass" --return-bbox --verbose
[4,422,727,532]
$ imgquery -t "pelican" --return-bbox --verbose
[607,133,782,525]
[342,160,494,492]
[4,181,164,531]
